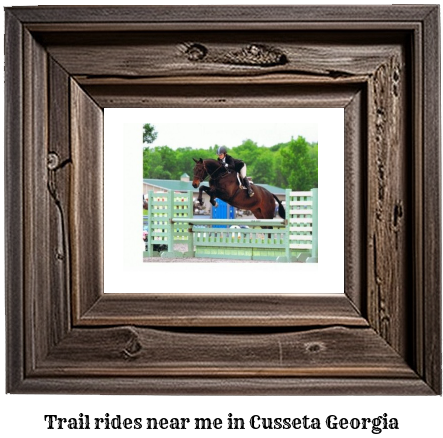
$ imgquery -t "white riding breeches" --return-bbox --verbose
[239,165,246,178]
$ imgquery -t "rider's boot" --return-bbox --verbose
[243,177,254,197]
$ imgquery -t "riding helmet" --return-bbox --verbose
[217,146,227,155]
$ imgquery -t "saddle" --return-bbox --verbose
[236,173,252,190]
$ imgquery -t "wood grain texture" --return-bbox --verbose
[37,326,415,378]
[344,90,366,313]
[23,29,51,373]
[13,377,434,396]
[48,58,72,345]
[4,5,441,395]
[422,6,442,394]
[79,294,367,327]
[41,32,401,80]
[8,5,437,24]
[4,10,24,393]
[70,80,104,320]
[367,52,409,356]
[83,83,362,109]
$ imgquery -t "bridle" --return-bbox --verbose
[197,160,227,182]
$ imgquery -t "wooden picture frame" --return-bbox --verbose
[5,5,441,394]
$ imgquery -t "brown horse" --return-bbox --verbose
[192,158,285,220]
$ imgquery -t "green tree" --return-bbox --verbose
[280,136,318,190]
[142,133,317,189]
[142,147,151,178]
[143,123,158,145]
[142,123,158,178]
[177,146,214,179]
[151,165,172,180]
[252,150,274,184]
[273,151,288,188]
[231,139,258,168]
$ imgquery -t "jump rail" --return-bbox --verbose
[144,189,318,262]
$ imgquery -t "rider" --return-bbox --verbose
[216,146,254,197]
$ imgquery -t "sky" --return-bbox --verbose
[148,121,318,150]
[105,108,319,150]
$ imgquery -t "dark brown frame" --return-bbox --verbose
[5,6,441,394]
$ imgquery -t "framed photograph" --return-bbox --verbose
[137,110,320,265]
[5,5,440,394]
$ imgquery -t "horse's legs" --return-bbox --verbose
[198,186,215,205]
[197,186,207,204]
[252,209,263,219]
[198,185,218,208]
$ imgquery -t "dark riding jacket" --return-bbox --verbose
[218,154,245,173]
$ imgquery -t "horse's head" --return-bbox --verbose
[192,158,206,188]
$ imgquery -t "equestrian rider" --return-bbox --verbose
[216,146,254,197]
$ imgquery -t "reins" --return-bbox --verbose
[202,160,228,181]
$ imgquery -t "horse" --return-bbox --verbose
[192,158,285,220]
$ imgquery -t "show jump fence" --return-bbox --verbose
[144,189,318,263]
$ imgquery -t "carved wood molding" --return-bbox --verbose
[180,42,289,67]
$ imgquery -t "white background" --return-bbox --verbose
[104,108,344,295]
[1,1,442,437]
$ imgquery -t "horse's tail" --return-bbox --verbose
[273,194,286,219]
